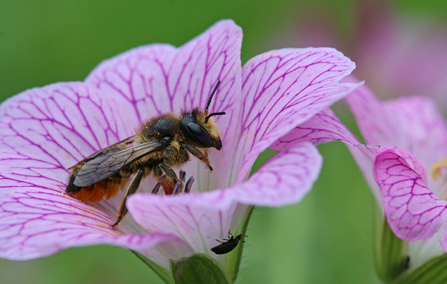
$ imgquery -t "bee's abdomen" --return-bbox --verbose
[66,174,126,202]
[66,174,82,193]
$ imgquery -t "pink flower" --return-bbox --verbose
[276,79,447,269]
[347,84,447,268]
[0,19,356,276]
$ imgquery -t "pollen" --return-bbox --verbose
[430,158,447,181]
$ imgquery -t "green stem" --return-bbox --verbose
[228,205,254,283]
[131,250,174,284]
[393,254,447,284]
[374,214,408,283]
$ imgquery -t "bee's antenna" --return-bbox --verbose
[205,112,226,123]
[205,81,221,113]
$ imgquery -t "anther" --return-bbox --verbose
[173,182,181,195]
[430,158,447,181]
[152,182,161,194]
[185,176,194,193]
[179,170,186,183]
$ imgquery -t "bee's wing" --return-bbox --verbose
[73,140,162,187]
[82,136,137,161]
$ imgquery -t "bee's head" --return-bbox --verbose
[181,109,223,150]
[180,81,225,150]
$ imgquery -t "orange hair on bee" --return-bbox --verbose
[67,177,124,202]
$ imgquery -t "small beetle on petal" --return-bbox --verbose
[211,233,243,255]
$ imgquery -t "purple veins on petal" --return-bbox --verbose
[0,17,358,269]
[233,47,359,185]
[374,147,447,241]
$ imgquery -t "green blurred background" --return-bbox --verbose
[1,0,446,283]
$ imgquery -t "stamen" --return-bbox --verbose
[173,182,181,195]
[152,182,161,194]
[179,170,186,183]
[185,176,195,193]
[430,158,447,181]
[153,170,194,195]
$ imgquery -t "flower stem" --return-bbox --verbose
[392,253,447,284]
[374,213,408,283]
[131,250,174,284]
[228,205,254,283]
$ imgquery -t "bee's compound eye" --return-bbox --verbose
[186,122,213,147]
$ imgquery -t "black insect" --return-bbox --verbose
[211,233,243,255]
[66,81,225,227]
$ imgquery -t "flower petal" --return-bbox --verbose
[128,194,242,260]
[374,147,447,242]
[0,20,245,263]
[0,186,194,265]
[127,142,321,262]
[0,81,139,218]
[271,108,363,148]
[345,78,447,202]
[346,80,447,170]
[234,48,358,184]
[223,142,322,207]
[0,82,128,195]
[129,141,323,241]
[0,82,195,264]
[271,108,381,201]
[85,20,243,191]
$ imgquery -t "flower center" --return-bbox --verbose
[430,158,447,200]
[430,158,447,181]
[154,170,194,195]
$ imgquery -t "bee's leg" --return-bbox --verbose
[159,164,180,183]
[111,169,144,228]
[183,144,213,171]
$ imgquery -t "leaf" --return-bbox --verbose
[170,254,230,284]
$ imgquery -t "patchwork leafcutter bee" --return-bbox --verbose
[66,81,225,227]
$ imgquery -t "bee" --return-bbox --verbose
[66,81,225,227]
[211,232,244,255]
